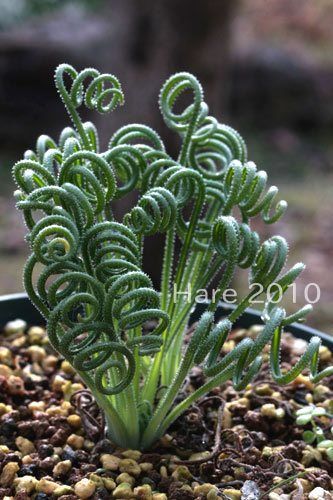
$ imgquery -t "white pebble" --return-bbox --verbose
[4,319,27,335]
[309,487,330,500]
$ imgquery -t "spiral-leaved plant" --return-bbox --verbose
[13,64,333,449]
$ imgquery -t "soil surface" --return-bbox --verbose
[0,320,332,499]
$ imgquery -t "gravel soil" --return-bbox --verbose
[0,320,332,499]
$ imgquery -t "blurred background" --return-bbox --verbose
[0,0,332,332]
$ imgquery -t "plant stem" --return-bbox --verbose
[160,229,175,311]
[77,370,132,447]
[142,229,176,403]
[141,350,194,448]
[141,365,234,449]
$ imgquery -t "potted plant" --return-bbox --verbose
[0,64,331,499]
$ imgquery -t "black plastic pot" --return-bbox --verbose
[0,293,332,350]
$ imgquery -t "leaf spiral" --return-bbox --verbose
[222,160,287,223]
[55,63,124,149]
[124,187,178,235]
[188,123,247,180]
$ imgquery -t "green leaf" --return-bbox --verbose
[312,407,326,417]
[302,430,315,444]
[296,406,313,416]
[326,448,333,461]
[296,414,312,426]
[318,440,333,449]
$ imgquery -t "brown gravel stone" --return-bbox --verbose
[53,459,72,477]
[36,477,60,494]
[6,375,25,395]
[15,436,35,456]
[0,462,20,487]
[50,428,70,446]
[74,478,96,499]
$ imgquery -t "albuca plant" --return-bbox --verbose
[13,64,333,450]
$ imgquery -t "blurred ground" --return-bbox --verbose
[0,0,332,333]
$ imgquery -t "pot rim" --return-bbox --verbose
[0,292,332,349]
